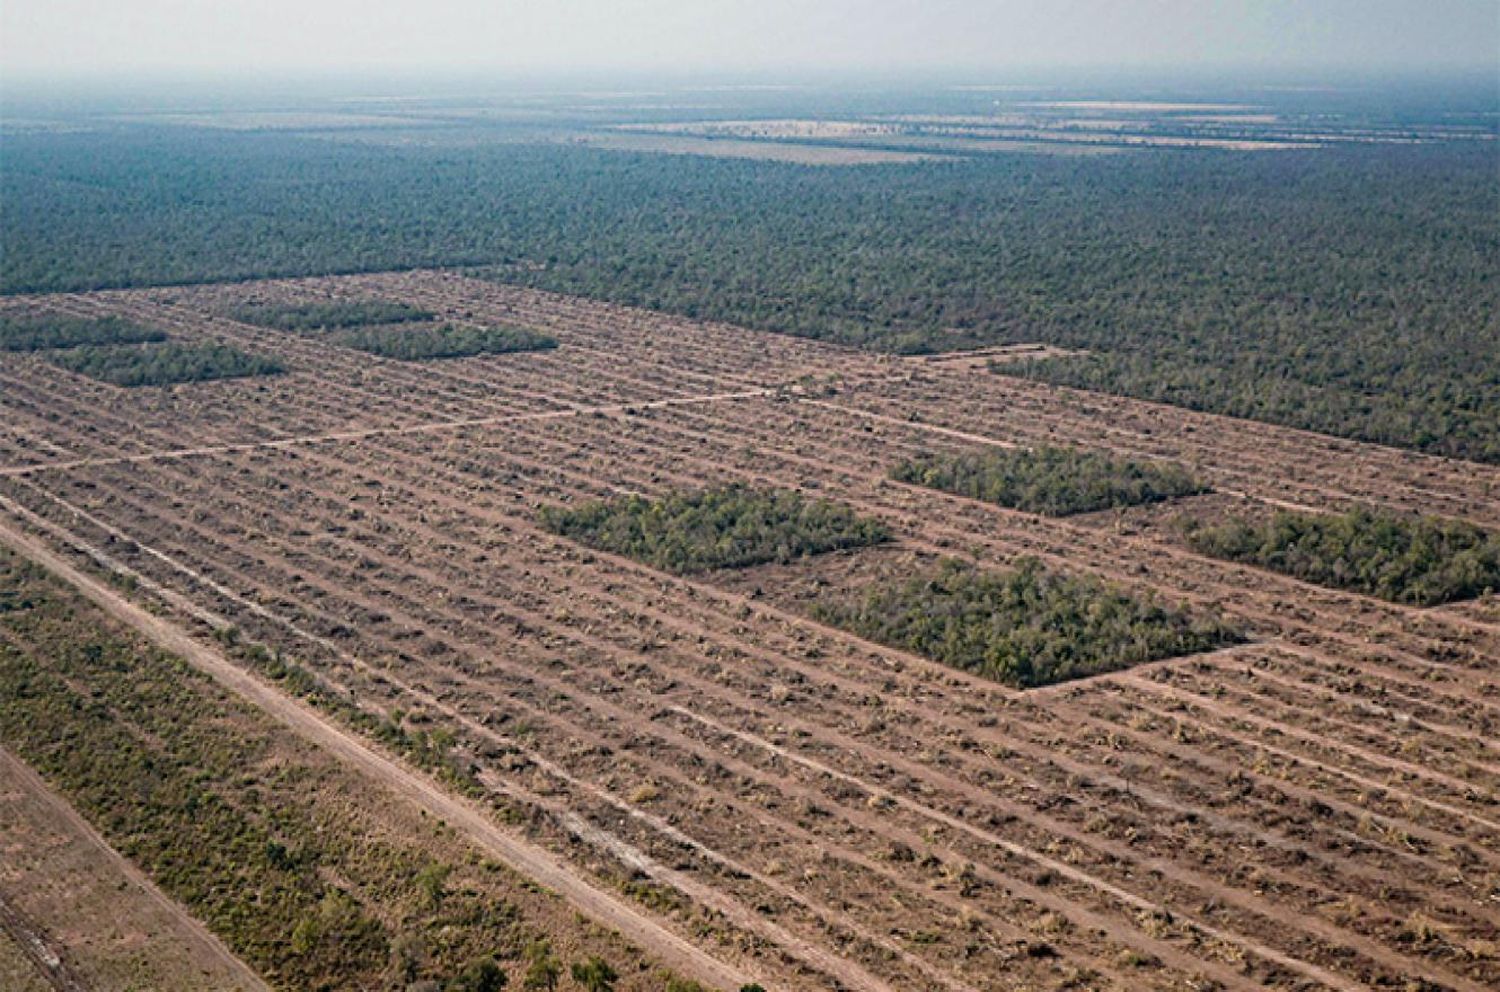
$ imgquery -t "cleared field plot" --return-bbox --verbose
[1182,507,1500,606]
[565,131,953,164]
[892,445,1207,517]
[48,341,284,386]
[0,270,1497,992]
[0,313,166,352]
[615,118,1312,153]
[542,485,890,573]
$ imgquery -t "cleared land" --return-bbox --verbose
[0,536,742,992]
[0,271,1497,992]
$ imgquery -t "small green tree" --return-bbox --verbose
[449,956,508,992]
[521,940,560,991]
[415,862,451,909]
[569,956,617,992]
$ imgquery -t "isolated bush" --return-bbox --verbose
[570,957,618,992]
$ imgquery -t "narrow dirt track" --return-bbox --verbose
[0,895,90,992]
[0,746,269,992]
[0,517,763,992]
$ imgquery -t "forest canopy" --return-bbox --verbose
[326,323,557,361]
[228,300,434,331]
[0,313,166,352]
[2,129,1495,461]
[813,557,1241,689]
[48,341,285,386]
[540,485,890,574]
[891,446,1206,516]
[1180,508,1500,606]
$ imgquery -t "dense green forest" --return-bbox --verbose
[326,323,557,361]
[891,446,1205,516]
[813,557,1240,688]
[0,313,166,351]
[230,299,555,360]
[2,127,1495,460]
[49,341,284,386]
[541,485,890,573]
[1180,508,1500,606]
[229,299,434,331]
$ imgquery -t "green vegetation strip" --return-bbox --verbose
[0,314,166,352]
[0,548,715,992]
[813,558,1242,689]
[328,323,557,361]
[0,553,517,990]
[1181,508,1500,607]
[540,485,890,574]
[47,341,283,386]
[892,446,1206,517]
[228,300,434,331]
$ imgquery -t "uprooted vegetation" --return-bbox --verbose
[47,341,284,386]
[813,557,1242,688]
[540,485,891,574]
[0,314,168,352]
[0,550,665,992]
[1180,508,1500,606]
[891,445,1207,517]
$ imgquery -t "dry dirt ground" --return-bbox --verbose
[0,747,265,991]
[0,929,52,992]
[0,270,1497,991]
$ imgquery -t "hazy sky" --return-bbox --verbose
[3,0,1496,80]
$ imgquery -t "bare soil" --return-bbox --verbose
[0,747,266,992]
[0,270,1496,991]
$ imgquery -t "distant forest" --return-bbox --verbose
[3,129,1495,461]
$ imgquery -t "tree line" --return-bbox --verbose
[229,299,435,331]
[892,445,1206,517]
[48,341,284,386]
[1181,508,1500,606]
[329,323,557,361]
[1,313,166,351]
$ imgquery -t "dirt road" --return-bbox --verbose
[0,516,762,992]
[0,746,268,992]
